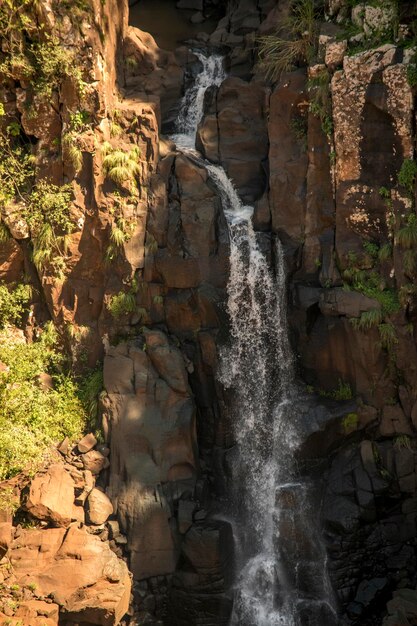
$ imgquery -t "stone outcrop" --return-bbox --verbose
[10,525,130,626]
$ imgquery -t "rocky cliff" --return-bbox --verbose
[0,0,417,625]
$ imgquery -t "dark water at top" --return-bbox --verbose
[129,0,218,50]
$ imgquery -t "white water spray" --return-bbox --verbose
[171,51,225,149]
[171,49,337,626]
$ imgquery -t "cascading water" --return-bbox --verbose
[171,51,225,149]
[172,50,337,626]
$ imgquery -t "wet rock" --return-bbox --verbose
[197,77,269,202]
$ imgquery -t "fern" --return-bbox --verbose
[62,134,83,173]
[102,147,141,189]
[257,0,319,79]
[404,250,416,275]
[107,290,136,318]
[378,243,392,262]
[397,213,417,249]
[351,308,383,330]
[378,323,398,350]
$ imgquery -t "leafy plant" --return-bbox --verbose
[397,213,417,248]
[107,290,136,319]
[319,379,353,401]
[394,434,412,450]
[378,243,392,262]
[308,68,333,136]
[257,0,320,79]
[363,241,379,259]
[351,308,383,330]
[62,110,90,173]
[79,369,104,426]
[398,159,417,195]
[0,324,89,480]
[0,282,32,329]
[342,412,359,432]
[25,180,74,275]
[378,323,398,350]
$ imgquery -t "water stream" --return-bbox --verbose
[172,50,337,626]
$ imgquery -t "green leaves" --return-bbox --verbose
[0,282,32,329]
[0,326,86,480]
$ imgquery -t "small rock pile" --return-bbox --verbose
[0,434,131,626]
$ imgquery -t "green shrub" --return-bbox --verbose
[0,132,34,209]
[398,159,417,195]
[0,324,87,480]
[0,283,32,329]
[378,243,392,262]
[308,68,333,136]
[363,241,379,259]
[107,290,136,318]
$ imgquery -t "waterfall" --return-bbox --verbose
[171,50,337,626]
[171,51,225,149]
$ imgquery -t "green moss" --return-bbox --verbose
[342,412,359,432]
[319,379,353,401]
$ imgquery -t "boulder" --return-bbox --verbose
[78,433,98,454]
[10,525,130,626]
[0,521,13,558]
[82,450,110,475]
[86,488,114,525]
[25,464,75,527]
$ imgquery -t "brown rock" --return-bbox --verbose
[0,522,13,558]
[10,526,130,626]
[86,488,113,525]
[380,405,413,437]
[25,464,75,527]
[82,450,110,475]
[77,432,97,454]
[197,77,269,202]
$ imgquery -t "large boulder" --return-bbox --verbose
[10,525,130,626]
[25,464,75,527]
[86,488,114,525]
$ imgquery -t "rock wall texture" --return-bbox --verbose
[1,0,417,625]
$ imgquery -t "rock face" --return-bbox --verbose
[11,526,130,626]
[197,77,270,202]
[106,330,198,580]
